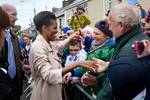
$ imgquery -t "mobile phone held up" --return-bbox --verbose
[132,41,144,54]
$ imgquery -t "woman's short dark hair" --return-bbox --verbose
[76,6,85,12]
[0,6,10,30]
[33,11,56,32]
[95,20,113,37]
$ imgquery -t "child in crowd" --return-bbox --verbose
[65,39,87,77]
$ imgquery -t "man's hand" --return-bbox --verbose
[22,64,31,74]
[63,72,72,84]
[81,73,97,86]
[137,40,150,58]
[68,30,81,40]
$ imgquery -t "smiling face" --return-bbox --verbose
[33,11,57,42]
[93,28,110,46]
[42,20,58,41]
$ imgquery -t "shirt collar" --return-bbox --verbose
[4,29,11,39]
[36,34,53,52]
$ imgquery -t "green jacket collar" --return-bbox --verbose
[113,25,143,59]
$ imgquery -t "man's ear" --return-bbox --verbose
[120,22,125,32]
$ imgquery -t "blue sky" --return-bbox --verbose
[0,0,63,29]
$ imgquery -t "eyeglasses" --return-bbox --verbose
[69,49,80,52]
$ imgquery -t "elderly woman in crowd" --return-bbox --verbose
[80,20,115,96]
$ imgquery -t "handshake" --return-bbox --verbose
[63,58,110,85]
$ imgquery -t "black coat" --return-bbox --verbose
[0,58,17,100]
[108,55,150,100]
[0,31,24,98]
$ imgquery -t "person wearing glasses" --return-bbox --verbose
[64,39,87,79]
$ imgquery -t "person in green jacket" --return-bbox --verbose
[70,6,91,31]
[80,20,115,96]
[86,4,150,100]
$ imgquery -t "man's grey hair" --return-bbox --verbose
[110,3,141,28]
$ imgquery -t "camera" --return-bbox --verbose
[132,41,144,53]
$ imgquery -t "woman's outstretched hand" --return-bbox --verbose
[76,60,97,70]
[91,58,110,73]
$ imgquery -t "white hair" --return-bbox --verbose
[110,3,141,28]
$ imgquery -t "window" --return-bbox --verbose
[118,0,122,3]
[108,0,112,10]
[59,19,62,29]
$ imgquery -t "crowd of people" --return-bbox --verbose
[0,2,150,100]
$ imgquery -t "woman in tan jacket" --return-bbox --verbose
[29,11,95,100]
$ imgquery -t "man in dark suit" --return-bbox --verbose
[1,3,24,100]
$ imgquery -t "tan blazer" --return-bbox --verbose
[29,34,70,100]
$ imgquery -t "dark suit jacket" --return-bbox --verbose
[0,68,17,100]
[0,31,23,98]
[108,56,150,100]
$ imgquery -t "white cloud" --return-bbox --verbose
[0,0,63,29]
